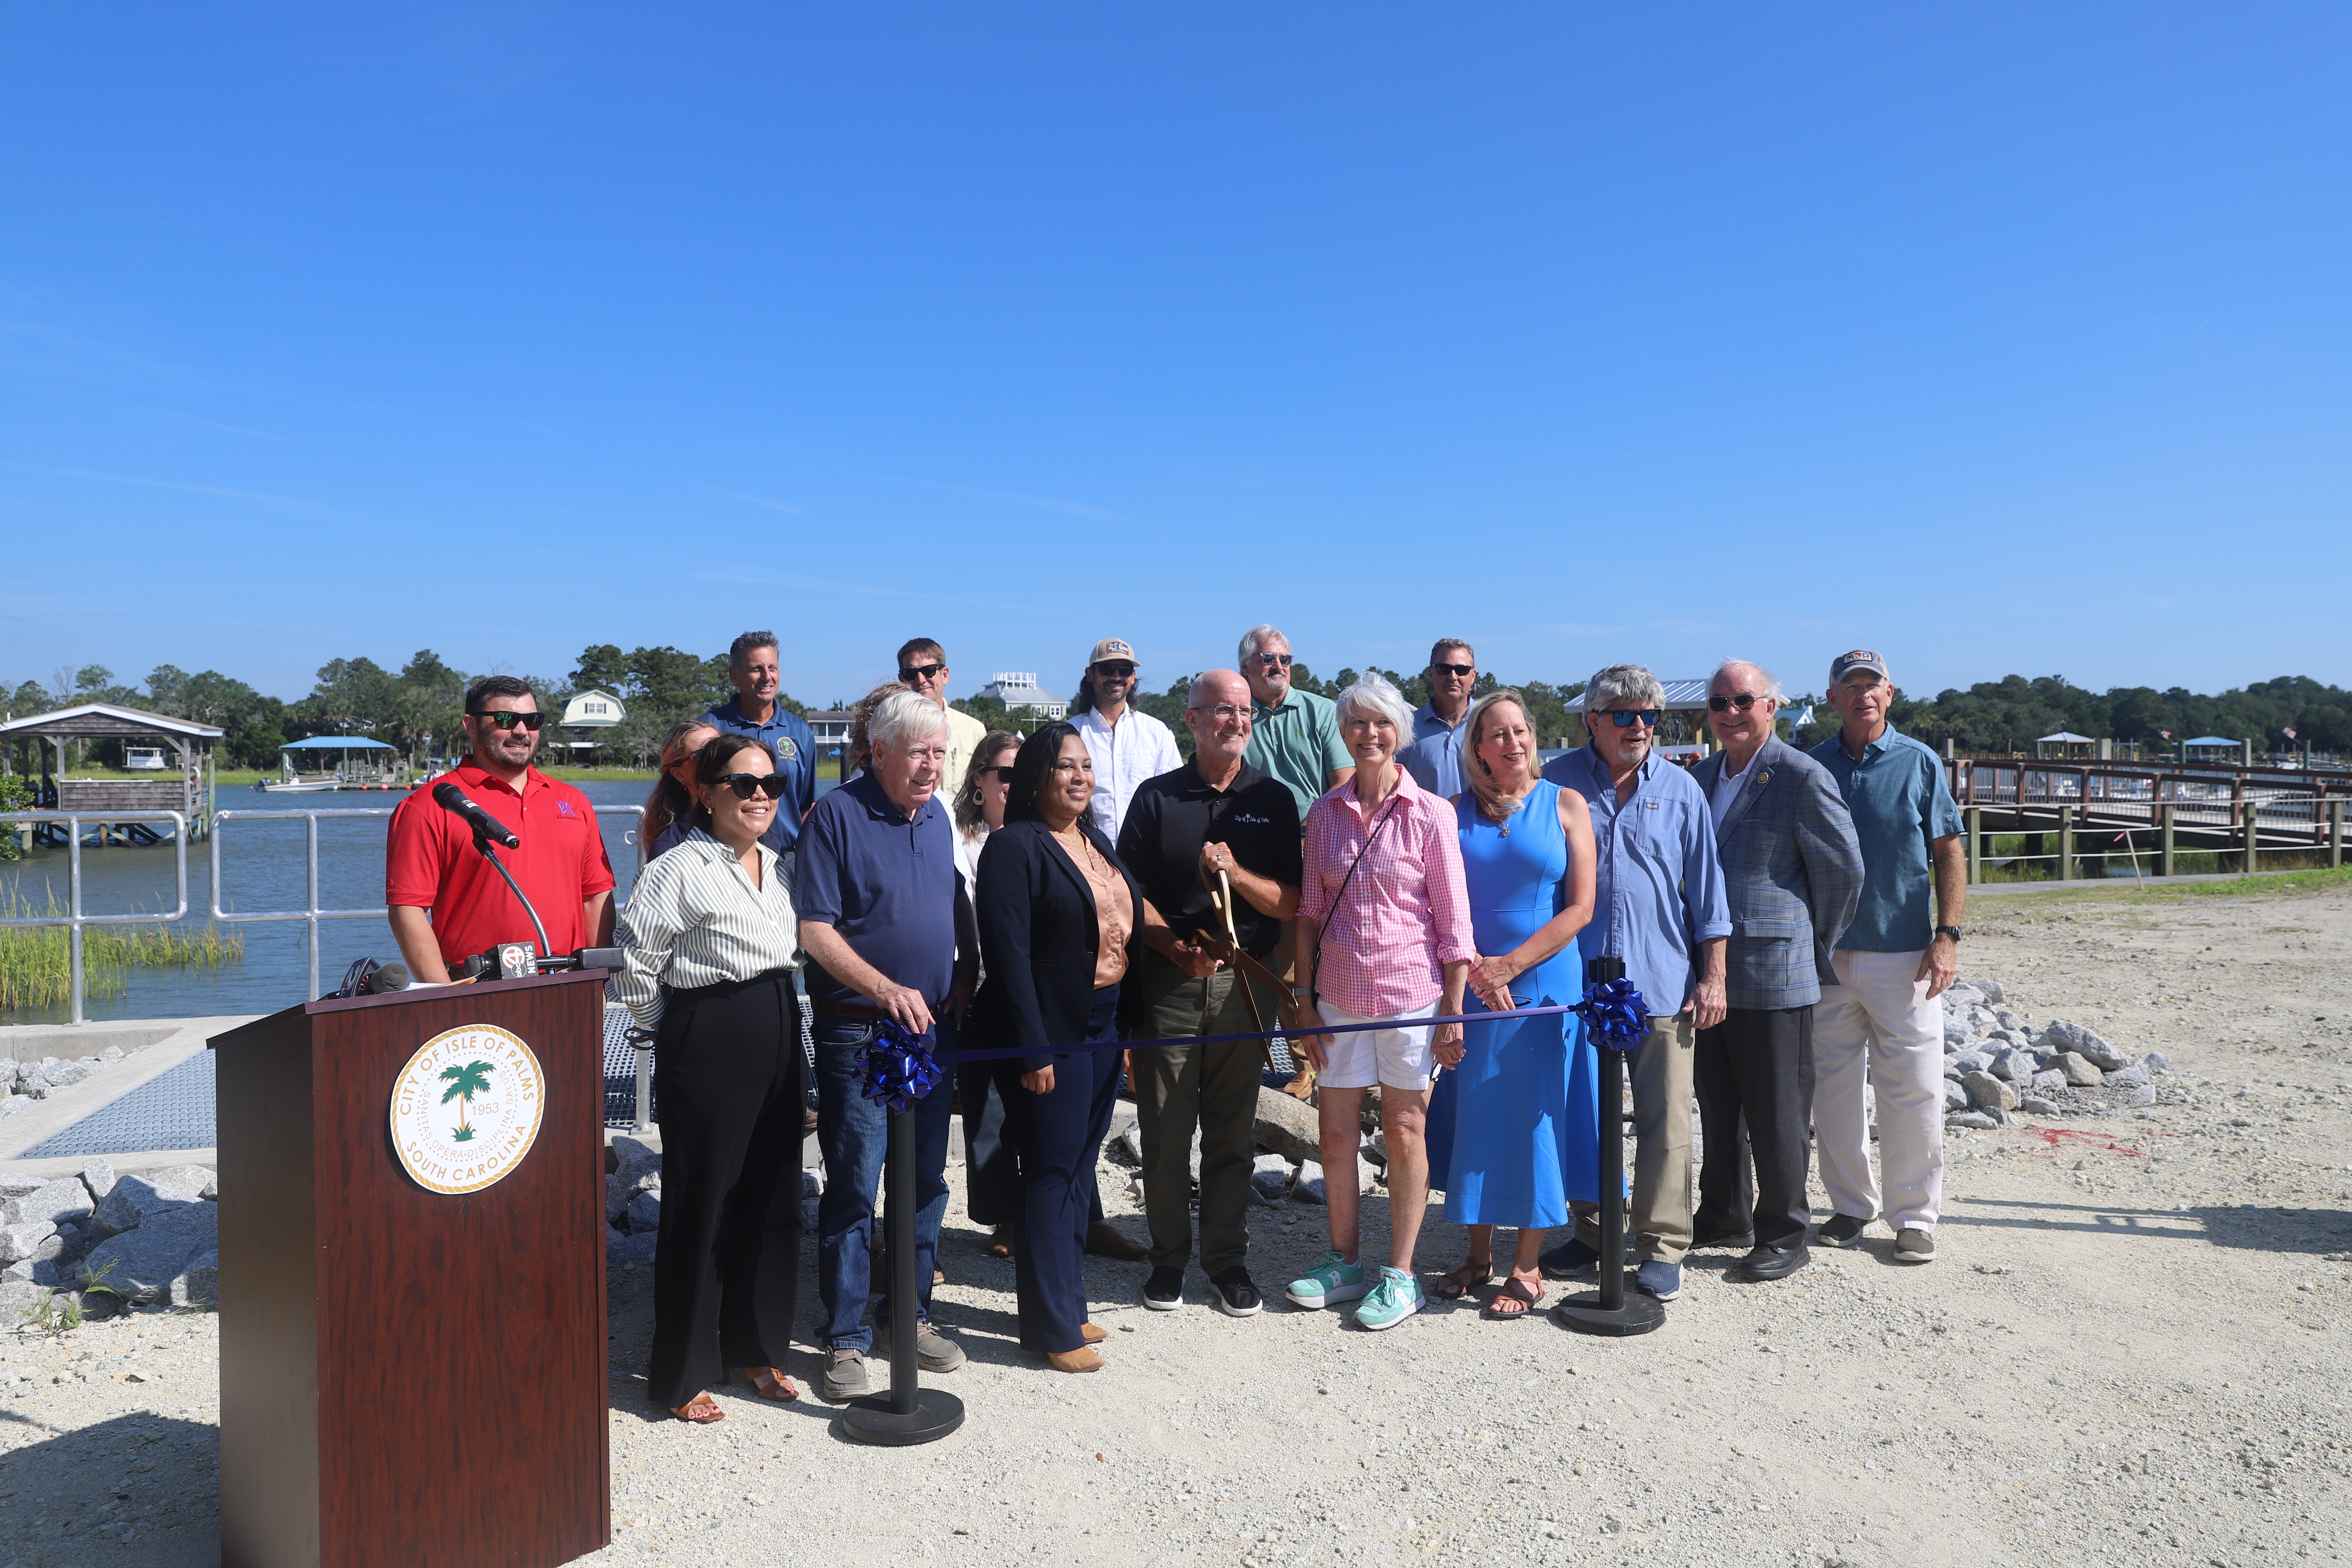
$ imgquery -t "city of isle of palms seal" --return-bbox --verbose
[389,1024,546,1195]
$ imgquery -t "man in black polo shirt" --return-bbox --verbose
[1116,669,1302,1317]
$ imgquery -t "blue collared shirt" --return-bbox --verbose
[1539,745,1730,1013]
[1810,724,1962,954]
[793,771,955,1008]
[701,698,820,853]
[1400,703,1470,800]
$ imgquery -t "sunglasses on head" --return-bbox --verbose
[1255,652,1294,668]
[717,773,788,800]
[470,710,544,731]
[1605,709,1662,729]
[898,662,945,683]
[1432,663,1475,678]
[1707,692,1763,714]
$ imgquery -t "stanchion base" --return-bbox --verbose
[840,1388,966,1447]
[1549,1276,1667,1337]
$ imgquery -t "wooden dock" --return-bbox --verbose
[1946,758,2349,880]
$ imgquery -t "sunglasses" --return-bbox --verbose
[1432,663,1475,678]
[1605,709,1663,729]
[469,710,544,731]
[717,773,789,800]
[1707,692,1763,714]
[1255,653,1294,668]
[897,662,945,683]
[978,765,1015,782]
[1092,662,1136,678]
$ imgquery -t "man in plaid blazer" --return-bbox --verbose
[1688,660,1863,1284]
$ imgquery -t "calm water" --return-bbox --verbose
[0,780,818,1025]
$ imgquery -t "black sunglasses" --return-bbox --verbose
[1432,663,1475,678]
[1707,692,1763,714]
[1255,652,1294,668]
[1606,709,1663,729]
[469,710,545,731]
[898,662,945,683]
[1092,662,1136,678]
[718,773,789,799]
[977,765,1015,782]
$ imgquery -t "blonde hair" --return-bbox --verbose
[1464,689,1539,825]
[844,681,910,779]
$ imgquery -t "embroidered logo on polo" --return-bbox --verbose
[556,800,578,818]
[1234,813,1271,824]
[777,738,799,762]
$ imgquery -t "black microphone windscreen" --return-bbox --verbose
[433,781,467,809]
[368,962,413,994]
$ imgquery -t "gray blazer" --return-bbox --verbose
[1690,737,1864,1010]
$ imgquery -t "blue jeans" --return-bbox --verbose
[812,1015,953,1351]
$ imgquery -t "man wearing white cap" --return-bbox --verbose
[1072,637,1182,839]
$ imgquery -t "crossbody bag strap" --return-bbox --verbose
[1308,796,1403,1004]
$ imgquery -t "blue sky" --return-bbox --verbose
[3,5,2346,710]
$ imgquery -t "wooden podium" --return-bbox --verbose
[210,970,612,1568]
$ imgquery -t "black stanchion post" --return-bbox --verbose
[1552,954,1664,1338]
[841,1102,965,1446]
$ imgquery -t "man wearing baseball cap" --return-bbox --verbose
[1071,637,1182,839]
[1808,650,1966,1266]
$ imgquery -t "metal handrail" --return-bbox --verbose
[210,807,400,1003]
[0,810,190,1025]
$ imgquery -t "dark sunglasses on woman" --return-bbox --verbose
[718,773,789,799]
[469,710,545,731]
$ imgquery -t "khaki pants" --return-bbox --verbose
[1128,951,1268,1277]
[1813,948,1945,1233]
[1571,1013,1696,1264]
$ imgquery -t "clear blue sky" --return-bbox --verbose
[4,5,2346,709]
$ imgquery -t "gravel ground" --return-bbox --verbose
[4,875,2350,1568]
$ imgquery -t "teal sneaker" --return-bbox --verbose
[1284,1250,1369,1309]
[1352,1267,1424,1331]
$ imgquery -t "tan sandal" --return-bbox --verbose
[1044,1347,1105,1374]
[671,1392,725,1423]
[737,1367,798,1401]
[1482,1275,1545,1320]
[1433,1259,1491,1300]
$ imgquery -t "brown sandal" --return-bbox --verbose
[671,1392,725,1423]
[1433,1259,1491,1300]
[738,1367,798,1401]
[1482,1276,1545,1320]
[986,1226,1015,1259]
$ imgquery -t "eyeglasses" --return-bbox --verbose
[469,710,544,731]
[1432,663,1475,678]
[1188,704,1248,722]
[897,662,945,683]
[1707,692,1763,714]
[1092,662,1136,678]
[1604,709,1662,729]
[718,773,789,799]
[1254,652,1294,668]
[978,765,1015,782]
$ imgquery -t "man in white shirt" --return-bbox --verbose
[1072,636,1182,838]
[897,637,989,792]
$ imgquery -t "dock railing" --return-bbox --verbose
[0,810,190,1026]
[1950,760,2348,882]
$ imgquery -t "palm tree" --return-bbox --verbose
[439,1060,495,1142]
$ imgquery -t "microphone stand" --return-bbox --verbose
[470,828,553,962]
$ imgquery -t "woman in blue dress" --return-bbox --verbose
[1431,690,1598,1318]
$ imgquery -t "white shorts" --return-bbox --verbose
[1312,1000,1439,1092]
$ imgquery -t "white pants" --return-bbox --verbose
[1812,948,1944,1233]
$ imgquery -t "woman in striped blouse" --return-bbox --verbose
[610,732,806,1424]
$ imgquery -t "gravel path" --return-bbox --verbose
[4,876,2350,1568]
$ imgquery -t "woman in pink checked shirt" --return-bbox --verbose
[1281,671,1474,1332]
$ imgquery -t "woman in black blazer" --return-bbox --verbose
[968,721,1151,1373]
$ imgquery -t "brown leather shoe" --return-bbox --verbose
[1044,1347,1105,1374]
[1080,1322,1108,1345]
[1085,1219,1148,1261]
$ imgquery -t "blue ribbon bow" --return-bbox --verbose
[1573,976,1651,1052]
[858,1020,943,1113]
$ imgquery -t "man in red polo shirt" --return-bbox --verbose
[386,675,617,981]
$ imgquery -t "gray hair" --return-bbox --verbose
[867,690,948,755]
[1429,637,1474,667]
[1583,663,1664,714]
[1710,658,1782,702]
[1237,623,1289,665]
[1331,670,1414,736]
[728,630,778,668]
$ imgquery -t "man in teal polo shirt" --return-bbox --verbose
[1807,649,1966,1267]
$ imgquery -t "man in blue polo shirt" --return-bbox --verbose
[703,630,819,854]
[1808,649,1966,1268]
[796,691,966,1401]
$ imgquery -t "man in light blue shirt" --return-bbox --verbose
[1806,649,1967,1267]
[1400,638,1478,799]
[1534,664,1730,1304]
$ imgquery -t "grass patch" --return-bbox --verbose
[0,885,245,1011]
[1969,863,2352,913]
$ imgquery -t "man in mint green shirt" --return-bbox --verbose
[1238,623,1355,821]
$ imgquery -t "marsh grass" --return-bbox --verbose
[0,885,245,1011]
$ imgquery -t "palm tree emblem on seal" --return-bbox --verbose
[439,1060,495,1142]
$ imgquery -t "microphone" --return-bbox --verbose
[365,961,412,994]
[432,781,519,849]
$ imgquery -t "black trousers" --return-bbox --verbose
[1693,1004,1815,1252]
[994,986,1121,1354]
[956,1043,1018,1231]
[647,970,807,1408]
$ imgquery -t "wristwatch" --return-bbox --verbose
[1289,985,1311,1000]
[1935,925,1964,943]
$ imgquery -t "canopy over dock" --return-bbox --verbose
[0,701,224,841]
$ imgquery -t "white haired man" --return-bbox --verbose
[1535,663,1730,1303]
[1689,660,1863,1283]
[795,691,972,1399]
[1808,650,1966,1265]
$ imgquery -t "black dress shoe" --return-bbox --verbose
[1730,1243,1810,1282]
[1689,1226,1756,1251]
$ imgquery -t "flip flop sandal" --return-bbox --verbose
[738,1367,798,1401]
[1433,1261,1491,1301]
[1482,1277,1545,1321]
[671,1393,725,1423]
